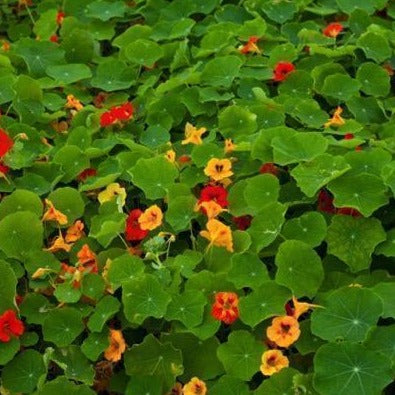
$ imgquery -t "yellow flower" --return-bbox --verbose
[204,158,233,181]
[138,205,163,231]
[266,315,301,348]
[182,377,207,395]
[260,350,289,376]
[45,233,72,253]
[181,123,207,145]
[65,94,83,111]
[165,149,176,163]
[200,219,233,252]
[31,267,52,279]
[224,139,236,154]
[291,296,322,319]
[65,220,85,243]
[98,183,126,207]
[324,106,345,128]
[104,329,126,362]
[195,200,227,219]
[42,199,68,225]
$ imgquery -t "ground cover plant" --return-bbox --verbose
[0,0,394,394]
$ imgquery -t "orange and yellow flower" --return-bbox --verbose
[291,297,321,319]
[65,220,85,243]
[260,349,289,376]
[195,200,227,219]
[104,329,126,362]
[211,292,239,324]
[182,377,207,395]
[324,106,345,128]
[224,139,236,154]
[45,233,72,253]
[181,123,207,145]
[266,315,301,348]
[200,218,233,252]
[138,205,163,231]
[204,158,233,181]
[165,149,176,163]
[65,94,83,111]
[98,183,126,207]
[77,244,98,273]
[42,199,68,225]
[239,36,261,54]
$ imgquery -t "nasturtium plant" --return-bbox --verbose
[0,1,394,394]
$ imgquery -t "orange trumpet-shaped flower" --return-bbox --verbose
[165,149,176,163]
[323,22,343,38]
[266,315,301,348]
[200,219,233,252]
[181,123,207,145]
[290,297,322,319]
[211,292,239,325]
[324,106,345,128]
[138,205,163,231]
[239,36,261,54]
[195,200,227,219]
[224,139,237,154]
[42,199,68,225]
[104,329,126,362]
[65,94,83,111]
[260,349,289,376]
[182,377,207,395]
[77,244,98,273]
[204,158,233,181]
[65,220,85,243]
[45,233,72,253]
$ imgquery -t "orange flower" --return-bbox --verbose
[65,94,83,111]
[260,350,289,376]
[65,220,85,243]
[204,158,233,181]
[291,297,321,319]
[324,106,345,128]
[138,205,163,231]
[266,315,301,348]
[77,244,98,273]
[239,36,261,54]
[31,267,52,279]
[2,41,10,51]
[42,199,68,225]
[200,219,233,252]
[182,377,207,395]
[211,292,239,324]
[104,329,126,362]
[323,22,343,38]
[165,149,176,163]
[181,123,207,145]
[383,63,394,76]
[45,233,72,253]
[224,139,236,154]
[195,200,227,219]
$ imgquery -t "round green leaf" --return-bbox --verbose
[106,254,145,290]
[87,295,120,332]
[364,325,395,364]
[0,260,17,312]
[81,331,109,361]
[357,32,391,63]
[311,287,383,342]
[37,376,95,395]
[218,105,258,138]
[201,56,243,88]
[125,39,164,67]
[321,73,361,101]
[371,282,395,318]
[46,64,92,84]
[313,342,392,395]
[0,338,20,365]
[275,240,324,298]
[0,189,43,220]
[356,62,390,97]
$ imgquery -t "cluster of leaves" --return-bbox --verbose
[0,0,394,394]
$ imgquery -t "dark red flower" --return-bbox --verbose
[125,209,149,242]
[112,102,134,121]
[77,168,97,182]
[336,207,362,217]
[317,190,336,214]
[0,310,24,342]
[323,22,343,38]
[50,34,58,43]
[273,62,295,82]
[233,215,252,230]
[259,162,279,176]
[0,129,14,157]
[15,295,24,306]
[198,185,228,208]
[344,133,354,140]
[0,162,9,174]
[56,11,65,25]
[355,146,362,152]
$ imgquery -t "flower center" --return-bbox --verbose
[281,323,291,334]
[215,164,224,172]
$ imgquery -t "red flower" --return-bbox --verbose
[317,190,336,214]
[323,22,343,38]
[355,146,362,152]
[0,129,14,157]
[344,133,354,140]
[77,168,97,182]
[100,111,117,127]
[50,35,58,43]
[337,207,362,217]
[273,62,295,82]
[178,155,191,164]
[259,162,279,176]
[198,185,228,208]
[56,11,65,25]
[15,295,24,306]
[125,209,149,242]
[211,292,239,325]
[100,102,134,127]
[233,215,252,230]
[0,162,9,174]
[0,310,24,342]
